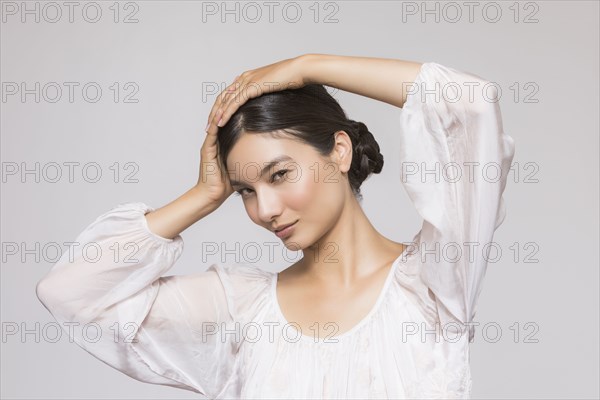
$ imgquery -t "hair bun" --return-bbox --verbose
[347,119,384,192]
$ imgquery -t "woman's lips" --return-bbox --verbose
[275,221,297,239]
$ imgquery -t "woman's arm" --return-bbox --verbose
[206,53,423,133]
[35,202,240,396]
[299,53,424,108]
[144,186,216,241]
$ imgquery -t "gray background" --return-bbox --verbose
[1,0,598,398]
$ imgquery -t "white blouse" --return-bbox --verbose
[36,62,516,399]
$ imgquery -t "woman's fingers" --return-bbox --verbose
[219,75,271,127]
[217,81,263,127]
[218,80,246,125]
[206,93,228,133]
[206,75,245,132]
[205,85,231,133]
[205,109,219,136]
[204,57,303,134]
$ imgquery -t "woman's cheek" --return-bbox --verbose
[244,201,259,225]
[285,170,314,210]
[291,164,341,217]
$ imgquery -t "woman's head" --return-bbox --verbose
[217,84,383,249]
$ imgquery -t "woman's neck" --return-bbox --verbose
[298,196,402,288]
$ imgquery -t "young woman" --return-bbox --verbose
[36,54,515,398]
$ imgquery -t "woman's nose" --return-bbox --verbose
[256,187,283,223]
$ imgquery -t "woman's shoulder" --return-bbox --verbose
[208,262,275,282]
[206,262,275,321]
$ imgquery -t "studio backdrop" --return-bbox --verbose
[1,1,598,399]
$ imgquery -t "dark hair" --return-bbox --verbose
[217,84,384,201]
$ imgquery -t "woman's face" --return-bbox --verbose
[226,131,353,250]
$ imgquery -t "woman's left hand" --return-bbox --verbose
[205,55,307,135]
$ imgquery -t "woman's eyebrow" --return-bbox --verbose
[229,155,293,187]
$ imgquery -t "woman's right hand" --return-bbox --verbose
[195,121,234,208]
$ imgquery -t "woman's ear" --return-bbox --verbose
[331,130,353,174]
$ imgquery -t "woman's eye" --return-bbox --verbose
[234,188,252,197]
[271,169,288,182]
[234,170,289,198]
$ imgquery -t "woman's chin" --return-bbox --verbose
[281,239,304,252]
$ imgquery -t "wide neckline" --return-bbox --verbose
[270,243,413,343]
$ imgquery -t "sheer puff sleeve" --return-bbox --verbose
[35,202,239,398]
[398,62,516,341]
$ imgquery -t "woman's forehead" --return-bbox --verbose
[227,133,310,165]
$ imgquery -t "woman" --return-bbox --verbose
[36,54,515,398]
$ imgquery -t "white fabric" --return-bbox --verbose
[36,62,515,399]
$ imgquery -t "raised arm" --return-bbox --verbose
[35,200,240,397]
[395,62,516,341]
[299,53,424,108]
[144,186,215,240]
[205,53,424,133]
